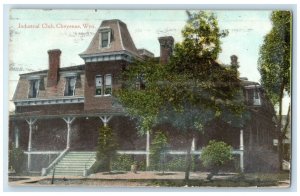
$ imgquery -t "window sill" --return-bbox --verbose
[94,95,112,97]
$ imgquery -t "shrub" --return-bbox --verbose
[201,140,232,180]
[111,154,135,171]
[150,131,168,171]
[9,144,26,174]
[95,125,118,172]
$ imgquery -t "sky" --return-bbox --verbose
[8,9,290,113]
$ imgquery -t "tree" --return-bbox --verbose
[258,11,291,170]
[150,131,168,172]
[95,126,118,172]
[116,11,245,181]
[201,140,232,180]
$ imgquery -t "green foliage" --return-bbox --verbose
[95,126,118,172]
[165,155,196,172]
[115,59,166,134]
[116,11,247,180]
[111,154,135,171]
[201,140,232,174]
[258,11,291,105]
[9,144,26,174]
[257,10,291,170]
[171,11,228,75]
[150,131,168,171]
[116,11,246,135]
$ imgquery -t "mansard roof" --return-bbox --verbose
[19,65,85,77]
[79,19,140,60]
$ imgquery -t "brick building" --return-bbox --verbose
[9,19,278,176]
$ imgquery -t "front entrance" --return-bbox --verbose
[70,117,100,150]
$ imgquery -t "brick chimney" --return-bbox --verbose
[47,49,61,87]
[230,55,238,67]
[158,36,174,64]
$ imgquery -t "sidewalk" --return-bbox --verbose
[89,171,236,180]
[9,171,236,186]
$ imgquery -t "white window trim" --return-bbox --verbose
[64,76,77,97]
[104,74,112,96]
[253,90,261,106]
[95,74,112,97]
[27,79,40,99]
[95,75,103,96]
[245,87,262,106]
[99,27,112,49]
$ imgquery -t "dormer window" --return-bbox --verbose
[245,86,262,106]
[253,89,261,106]
[28,79,40,98]
[101,32,109,47]
[99,27,112,48]
[64,76,76,96]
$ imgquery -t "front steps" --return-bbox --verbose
[47,151,96,176]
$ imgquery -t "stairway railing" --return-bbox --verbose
[83,152,96,176]
[41,148,69,176]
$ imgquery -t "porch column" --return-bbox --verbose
[191,137,196,151]
[99,116,112,127]
[25,118,37,170]
[240,129,244,172]
[146,130,150,168]
[14,126,20,148]
[63,117,76,149]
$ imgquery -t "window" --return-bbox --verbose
[64,76,76,96]
[95,74,112,96]
[95,75,103,95]
[28,79,40,98]
[253,89,261,106]
[245,88,261,106]
[104,74,112,95]
[101,31,109,48]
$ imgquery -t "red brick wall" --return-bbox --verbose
[47,49,61,87]
[158,36,174,64]
[84,60,127,111]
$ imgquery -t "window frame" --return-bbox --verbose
[245,87,262,106]
[104,74,112,96]
[95,75,103,96]
[28,79,40,99]
[99,27,112,48]
[64,76,77,97]
[95,74,112,97]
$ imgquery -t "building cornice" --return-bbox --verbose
[14,97,85,106]
[79,50,142,63]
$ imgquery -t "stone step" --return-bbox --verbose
[46,151,96,176]
[67,155,96,156]
[59,158,95,161]
[57,162,94,165]
[55,165,92,168]
[47,172,83,176]
[55,168,84,172]
[68,152,96,155]
[58,161,95,164]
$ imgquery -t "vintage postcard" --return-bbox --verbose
[8,9,291,188]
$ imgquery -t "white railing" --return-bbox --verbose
[24,151,62,155]
[41,148,69,176]
[116,149,243,155]
[83,153,97,176]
